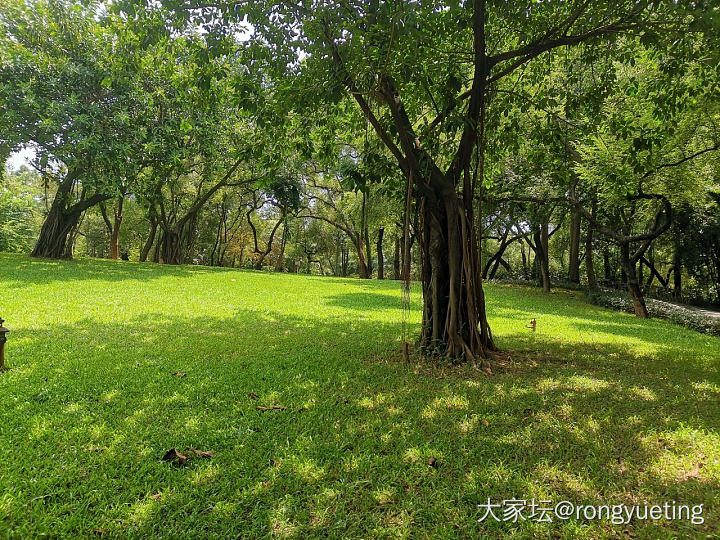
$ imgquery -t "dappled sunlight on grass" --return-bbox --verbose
[0,253,718,537]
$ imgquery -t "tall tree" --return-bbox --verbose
[223,0,709,364]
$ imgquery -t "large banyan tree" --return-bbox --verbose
[228,0,706,364]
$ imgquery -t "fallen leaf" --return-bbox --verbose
[480,419,489,427]
[188,449,215,458]
[247,392,259,399]
[92,529,109,536]
[151,493,163,501]
[256,405,286,412]
[172,372,186,378]
[428,457,438,468]
[161,448,188,464]
[680,462,703,481]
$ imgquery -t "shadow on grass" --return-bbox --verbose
[1,304,718,538]
[326,291,423,312]
[1,253,223,287]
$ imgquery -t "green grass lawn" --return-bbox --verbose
[0,253,718,539]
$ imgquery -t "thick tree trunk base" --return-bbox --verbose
[31,206,78,259]
[418,183,496,369]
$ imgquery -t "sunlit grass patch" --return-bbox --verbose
[0,252,718,538]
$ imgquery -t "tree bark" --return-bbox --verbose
[361,192,373,277]
[532,222,551,292]
[393,234,401,280]
[140,213,157,263]
[376,227,384,279]
[109,197,124,260]
[324,0,495,363]
[275,224,288,272]
[32,170,111,259]
[568,208,581,283]
[620,243,649,318]
[585,222,598,291]
[672,242,682,300]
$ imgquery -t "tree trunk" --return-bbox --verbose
[355,238,370,278]
[393,234,401,280]
[568,208,581,283]
[585,223,598,291]
[361,192,372,277]
[533,222,551,292]
[140,214,157,263]
[603,249,612,282]
[672,242,682,300]
[275,225,288,272]
[108,197,124,260]
[418,174,495,362]
[376,227,384,279]
[620,243,648,318]
[158,229,184,265]
[32,201,80,259]
[32,171,110,259]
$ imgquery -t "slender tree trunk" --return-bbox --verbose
[393,234,401,280]
[673,242,682,300]
[354,237,371,278]
[603,249,612,282]
[533,223,551,292]
[585,223,598,291]
[108,197,124,260]
[275,225,288,272]
[568,208,581,283]
[376,227,384,279]
[360,192,373,277]
[620,243,648,318]
[140,214,157,263]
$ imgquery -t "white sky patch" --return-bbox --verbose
[5,147,36,171]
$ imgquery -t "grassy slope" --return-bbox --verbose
[0,253,718,539]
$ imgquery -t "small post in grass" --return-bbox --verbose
[0,318,9,371]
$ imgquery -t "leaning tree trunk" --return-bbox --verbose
[620,243,649,318]
[140,214,157,263]
[275,226,288,272]
[32,202,80,259]
[32,172,110,259]
[354,238,371,278]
